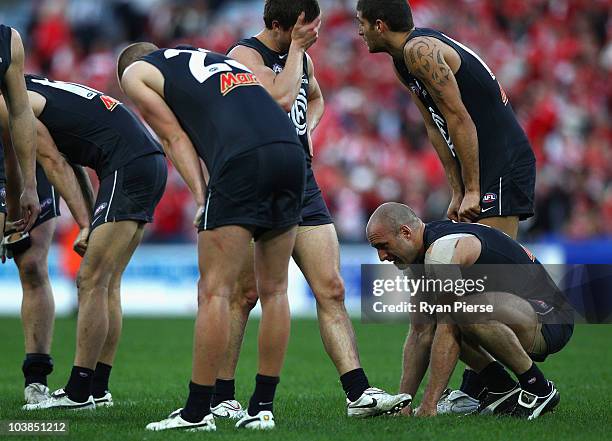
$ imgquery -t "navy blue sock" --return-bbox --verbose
[518,363,551,396]
[92,362,112,398]
[181,382,214,423]
[459,368,485,398]
[340,368,370,402]
[479,361,517,393]
[22,353,53,387]
[248,374,279,416]
[211,378,235,407]
[65,366,94,403]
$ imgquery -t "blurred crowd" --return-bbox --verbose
[3,0,611,242]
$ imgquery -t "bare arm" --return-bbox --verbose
[404,37,480,220]
[306,54,324,132]
[2,29,39,229]
[227,14,320,112]
[35,120,91,230]
[70,164,95,214]
[400,322,436,396]
[122,63,206,214]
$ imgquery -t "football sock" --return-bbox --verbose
[92,362,112,398]
[65,366,94,403]
[518,363,551,396]
[181,382,214,423]
[479,361,517,393]
[211,378,235,407]
[22,353,53,387]
[459,368,485,398]
[340,368,370,402]
[247,374,279,416]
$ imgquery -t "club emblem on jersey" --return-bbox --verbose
[272,64,283,74]
[290,88,308,136]
[482,193,497,203]
[100,95,120,111]
[94,202,108,217]
[220,72,259,96]
[40,198,53,210]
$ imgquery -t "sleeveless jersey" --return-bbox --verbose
[421,220,563,307]
[0,25,12,184]
[141,47,300,177]
[228,37,311,163]
[26,75,161,179]
[394,28,532,167]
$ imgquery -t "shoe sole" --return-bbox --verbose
[528,390,560,420]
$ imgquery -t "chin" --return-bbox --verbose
[394,262,409,270]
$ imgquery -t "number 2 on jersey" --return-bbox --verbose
[164,48,252,83]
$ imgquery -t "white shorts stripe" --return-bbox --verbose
[203,191,212,230]
[499,177,503,216]
[105,171,118,223]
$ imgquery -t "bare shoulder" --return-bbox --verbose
[122,61,163,92]
[8,28,24,65]
[227,44,265,67]
[452,236,481,265]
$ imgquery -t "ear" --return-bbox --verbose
[271,20,282,31]
[399,224,412,239]
[375,19,387,33]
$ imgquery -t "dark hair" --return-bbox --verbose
[357,0,414,32]
[264,0,320,30]
[117,42,159,81]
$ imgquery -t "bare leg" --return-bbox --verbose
[17,220,56,355]
[293,224,360,375]
[191,226,254,386]
[217,248,258,380]
[478,216,519,240]
[254,226,297,376]
[74,221,142,369]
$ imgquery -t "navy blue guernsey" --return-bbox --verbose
[228,37,311,164]
[26,75,161,179]
[394,28,533,169]
[141,47,301,177]
[0,25,12,184]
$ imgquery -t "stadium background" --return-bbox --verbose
[0,0,610,316]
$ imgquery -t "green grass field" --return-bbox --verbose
[0,318,610,440]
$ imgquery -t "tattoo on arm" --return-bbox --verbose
[406,37,452,98]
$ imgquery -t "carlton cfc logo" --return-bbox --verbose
[290,88,308,136]
[482,193,497,203]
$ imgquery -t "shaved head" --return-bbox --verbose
[117,42,159,82]
[367,202,421,235]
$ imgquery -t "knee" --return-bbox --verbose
[457,322,485,338]
[76,264,112,292]
[314,274,346,307]
[17,254,49,288]
[197,277,232,306]
[235,284,259,312]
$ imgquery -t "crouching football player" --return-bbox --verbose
[366,203,574,419]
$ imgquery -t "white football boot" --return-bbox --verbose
[437,389,480,414]
[347,387,412,418]
[211,399,244,419]
[94,391,114,407]
[22,388,95,411]
[24,383,51,404]
[510,382,560,420]
[235,410,275,430]
[146,409,216,432]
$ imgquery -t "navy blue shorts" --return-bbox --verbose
[527,299,574,362]
[300,165,332,227]
[33,163,61,229]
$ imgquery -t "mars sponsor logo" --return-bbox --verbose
[482,193,497,203]
[94,202,108,216]
[220,72,259,96]
[498,81,509,105]
[100,95,120,111]
[520,244,536,262]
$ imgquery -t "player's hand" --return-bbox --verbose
[5,219,26,232]
[291,12,321,51]
[414,403,437,417]
[193,205,205,228]
[458,190,481,222]
[73,227,90,257]
[20,185,40,232]
[447,191,463,222]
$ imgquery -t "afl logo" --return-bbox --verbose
[94,202,108,216]
[290,89,308,136]
[482,193,497,203]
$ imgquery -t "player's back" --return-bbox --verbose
[141,46,301,175]
[0,24,12,185]
[26,74,161,179]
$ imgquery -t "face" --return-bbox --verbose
[272,22,293,53]
[356,11,384,53]
[367,223,418,270]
